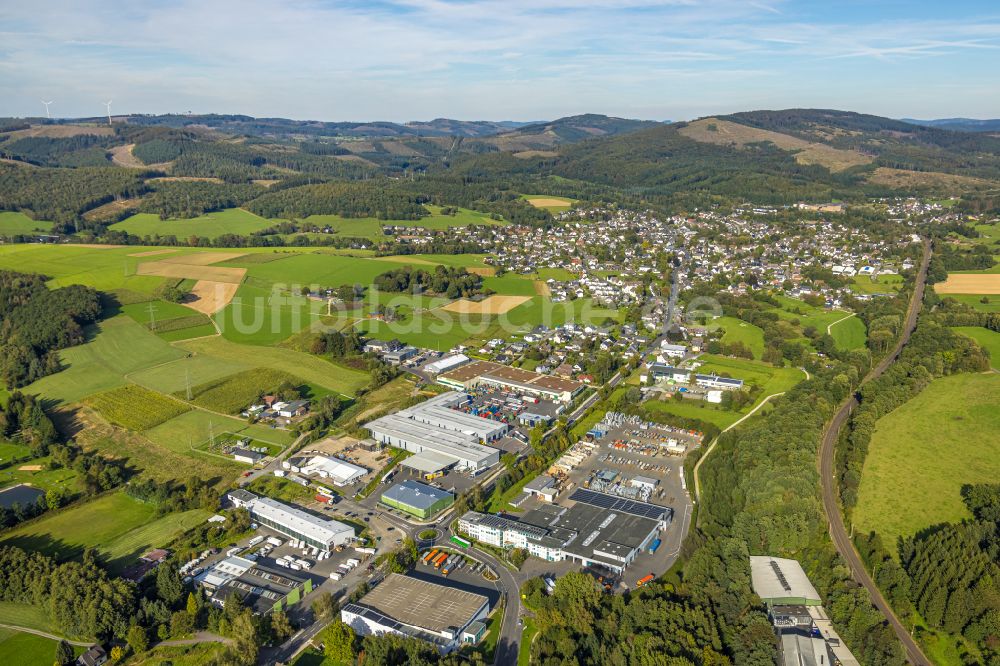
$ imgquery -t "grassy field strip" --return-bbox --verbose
[953,327,1000,370]
[853,372,1000,550]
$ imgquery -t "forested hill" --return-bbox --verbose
[2,108,1000,238]
[901,117,1000,133]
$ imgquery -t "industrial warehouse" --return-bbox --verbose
[381,479,455,519]
[459,489,671,573]
[226,490,355,551]
[341,573,490,653]
[282,453,368,486]
[196,555,313,615]
[750,556,859,666]
[437,360,585,403]
[364,392,504,472]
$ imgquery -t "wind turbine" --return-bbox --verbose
[104,100,113,125]
[41,100,53,119]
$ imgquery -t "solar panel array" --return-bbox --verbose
[344,603,405,632]
[569,488,669,521]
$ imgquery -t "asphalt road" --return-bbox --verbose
[818,238,932,666]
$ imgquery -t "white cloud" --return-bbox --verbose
[1,0,998,119]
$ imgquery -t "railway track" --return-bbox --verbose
[817,238,932,666]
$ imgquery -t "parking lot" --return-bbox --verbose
[411,547,502,608]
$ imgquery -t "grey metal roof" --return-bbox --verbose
[382,480,453,510]
[749,556,821,604]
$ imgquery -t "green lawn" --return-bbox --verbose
[940,293,1000,313]
[23,315,187,405]
[236,252,402,289]
[533,267,577,281]
[0,492,210,569]
[0,602,60,634]
[300,206,502,242]
[642,398,742,429]
[111,208,276,239]
[953,327,1000,369]
[0,211,50,235]
[518,617,539,666]
[715,316,765,359]
[482,274,540,297]
[853,372,1000,549]
[829,314,868,351]
[144,409,294,455]
[0,628,83,666]
[0,455,78,494]
[850,273,903,294]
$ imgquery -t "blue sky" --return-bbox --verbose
[1,0,998,121]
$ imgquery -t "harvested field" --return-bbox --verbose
[534,280,551,296]
[441,294,531,314]
[937,274,1000,294]
[185,280,239,315]
[83,197,142,222]
[513,150,559,159]
[17,465,43,472]
[136,262,246,284]
[679,118,872,172]
[158,251,247,265]
[129,249,178,257]
[252,179,280,187]
[467,266,496,277]
[525,197,573,208]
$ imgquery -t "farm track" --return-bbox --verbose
[0,623,91,646]
[818,238,932,666]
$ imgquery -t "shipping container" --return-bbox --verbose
[433,553,448,568]
[649,539,662,554]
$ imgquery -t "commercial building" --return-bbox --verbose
[341,573,490,653]
[196,555,313,615]
[437,360,585,403]
[749,556,859,666]
[659,343,687,358]
[424,353,470,375]
[381,479,454,519]
[232,448,266,465]
[641,363,691,384]
[364,393,503,472]
[225,491,354,551]
[694,374,744,390]
[459,489,670,573]
[284,455,367,486]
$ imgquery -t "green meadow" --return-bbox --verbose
[24,315,187,405]
[940,293,1000,313]
[715,316,765,359]
[0,211,50,236]
[853,372,1000,549]
[111,208,276,239]
[829,314,867,350]
[850,273,903,294]
[143,409,294,455]
[953,327,1000,369]
[0,492,210,569]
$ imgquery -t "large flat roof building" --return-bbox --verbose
[459,488,670,573]
[364,393,503,472]
[341,573,490,653]
[285,455,367,486]
[381,479,454,519]
[749,556,822,606]
[226,491,355,551]
[437,360,584,403]
[198,557,313,615]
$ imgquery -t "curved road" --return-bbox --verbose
[818,238,932,666]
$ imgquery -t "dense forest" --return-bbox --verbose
[0,270,103,387]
